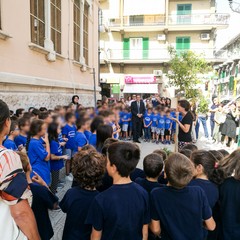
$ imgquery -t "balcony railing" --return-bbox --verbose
[168,13,229,25]
[107,13,229,27]
[101,48,217,61]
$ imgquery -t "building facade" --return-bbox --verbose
[0,0,100,110]
[99,0,229,98]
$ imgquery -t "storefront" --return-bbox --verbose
[123,74,158,98]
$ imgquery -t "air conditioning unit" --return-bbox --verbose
[200,33,210,41]
[153,70,163,76]
[157,34,166,41]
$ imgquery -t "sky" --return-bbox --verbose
[215,0,240,49]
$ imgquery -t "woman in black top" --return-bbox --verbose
[172,100,193,150]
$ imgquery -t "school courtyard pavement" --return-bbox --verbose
[49,136,224,239]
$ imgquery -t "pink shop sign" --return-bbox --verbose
[124,75,157,84]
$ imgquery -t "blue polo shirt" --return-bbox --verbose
[62,124,77,150]
[157,115,165,129]
[144,114,152,127]
[74,131,88,153]
[165,117,172,130]
[151,114,159,128]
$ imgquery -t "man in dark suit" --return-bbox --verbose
[131,95,145,143]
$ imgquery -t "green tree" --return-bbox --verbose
[167,47,210,100]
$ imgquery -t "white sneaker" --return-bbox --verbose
[65,174,73,181]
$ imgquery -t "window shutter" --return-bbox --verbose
[142,37,149,59]
[123,38,130,59]
[229,76,234,91]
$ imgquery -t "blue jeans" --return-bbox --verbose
[196,116,209,138]
[144,127,151,140]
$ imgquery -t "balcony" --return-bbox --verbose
[106,13,229,32]
[168,13,230,30]
[100,48,221,64]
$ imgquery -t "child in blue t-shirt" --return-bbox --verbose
[144,108,152,142]
[189,150,219,239]
[150,153,216,240]
[62,112,77,181]
[165,110,172,145]
[3,120,19,151]
[156,111,165,144]
[48,122,69,194]
[73,118,89,154]
[121,108,131,140]
[60,149,106,240]
[14,117,30,150]
[86,142,150,240]
[151,109,159,143]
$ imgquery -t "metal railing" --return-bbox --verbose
[168,13,229,25]
[101,48,217,61]
[106,13,229,27]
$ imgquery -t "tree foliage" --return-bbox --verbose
[167,47,210,99]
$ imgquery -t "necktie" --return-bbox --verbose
[137,102,140,114]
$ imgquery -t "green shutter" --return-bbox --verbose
[176,37,190,50]
[229,76,234,90]
[123,38,130,59]
[142,37,149,59]
[235,65,239,77]
[112,84,120,94]
[177,4,192,24]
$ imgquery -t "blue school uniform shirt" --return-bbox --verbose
[109,122,118,139]
[122,112,130,125]
[3,139,18,151]
[189,179,219,209]
[86,182,150,240]
[50,140,64,171]
[151,186,212,240]
[30,183,58,240]
[89,133,97,148]
[60,187,99,240]
[119,111,124,125]
[84,130,92,141]
[144,114,152,127]
[165,117,172,130]
[157,115,165,129]
[28,138,51,185]
[151,114,159,128]
[14,134,27,148]
[135,178,163,194]
[219,177,240,240]
[62,124,77,150]
[74,131,88,153]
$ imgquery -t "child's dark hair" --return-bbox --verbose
[165,153,194,189]
[16,108,25,118]
[102,138,119,155]
[9,120,18,134]
[26,120,45,151]
[143,153,163,178]
[218,149,229,158]
[48,122,59,142]
[96,124,113,152]
[32,108,40,117]
[209,150,224,161]
[23,112,34,119]
[180,149,192,159]
[98,110,111,118]
[18,117,30,130]
[39,107,48,112]
[72,150,106,189]
[153,149,167,161]
[217,149,240,181]
[90,116,104,133]
[65,112,75,122]
[39,111,50,120]
[76,117,88,130]
[107,142,140,177]
[0,100,10,133]
[191,150,221,184]
[181,143,198,152]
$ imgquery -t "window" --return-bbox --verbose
[176,37,190,51]
[51,0,61,54]
[30,0,45,47]
[73,0,80,61]
[177,4,192,24]
[130,38,143,59]
[83,3,89,65]
[129,15,144,26]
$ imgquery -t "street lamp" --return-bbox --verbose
[228,0,240,13]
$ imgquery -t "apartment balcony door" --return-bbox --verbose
[130,38,143,59]
[176,37,190,53]
[177,4,192,24]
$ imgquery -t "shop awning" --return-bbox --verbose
[123,84,158,94]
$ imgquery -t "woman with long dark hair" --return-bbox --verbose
[171,100,193,150]
[96,124,113,152]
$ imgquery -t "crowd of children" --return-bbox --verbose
[1,98,240,240]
